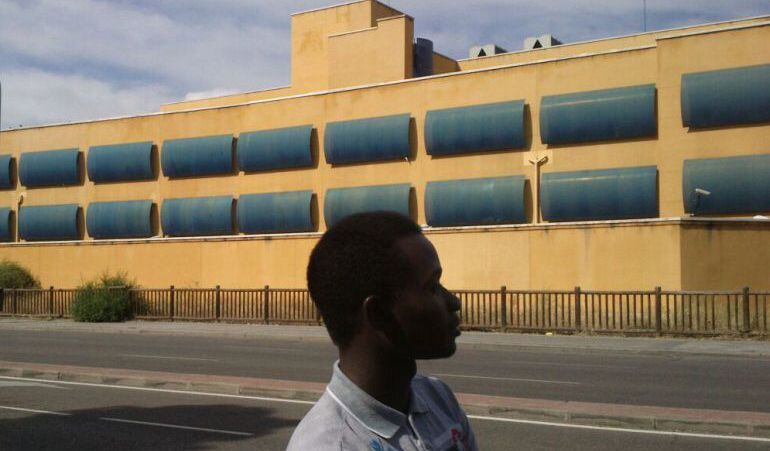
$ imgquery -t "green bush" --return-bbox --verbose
[71,273,135,322]
[0,260,40,289]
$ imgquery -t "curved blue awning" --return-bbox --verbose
[161,196,234,237]
[540,84,657,145]
[88,142,154,183]
[0,208,12,241]
[237,190,314,234]
[19,149,81,187]
[0,155,13,189]
[683,154,770,215]
[426,176,527,226]
[425,100,525,156]
[87,200,155,239]
[19,204,81,241]
[541,166,658,222]
[324,184,411,227]
[237,125,313,172]
[162,135,234,178]
[681,64,770,129]
[324,114,411,164]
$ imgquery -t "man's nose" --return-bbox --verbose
[444,288,461,312]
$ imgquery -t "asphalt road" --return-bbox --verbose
[1,328,769,413]
[1,378,767,451]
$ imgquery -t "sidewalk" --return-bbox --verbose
[1,317,769,357]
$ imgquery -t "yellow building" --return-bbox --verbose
[1,0,769,290]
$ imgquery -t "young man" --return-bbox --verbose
[288,212,477,451]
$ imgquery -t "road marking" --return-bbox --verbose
[0,380,70,389]
[100,417,253,436]
[2,376,769,444]
[121,354,218,362]
[0,375,316,405]
[0,405,71,416]
[467,414,770,443]
[508,360,636,370]
[433,373,580,385]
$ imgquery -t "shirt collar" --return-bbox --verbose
[327,361,428,439]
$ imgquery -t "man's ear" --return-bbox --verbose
[363,294,397,333]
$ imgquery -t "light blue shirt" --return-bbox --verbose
[287,362,477,451]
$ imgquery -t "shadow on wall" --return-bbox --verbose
[0,403,303,450]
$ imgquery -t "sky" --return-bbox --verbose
[1,0,768,129]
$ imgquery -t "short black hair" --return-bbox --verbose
[307,211,422,347]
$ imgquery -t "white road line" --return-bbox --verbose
[100,417,253,436]
[433,373,580,385]
[467,414,770,443]
[121,354,218,362]
[0,375,316,405]
[2,376,768,444]
[0,405,71,416]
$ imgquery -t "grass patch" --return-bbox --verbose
[72,273,136,322]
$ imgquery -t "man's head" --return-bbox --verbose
[307,211,461,359]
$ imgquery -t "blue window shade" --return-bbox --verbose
[426,176,527,227]
[540,84,657,145]
[161,135,234,178]
[683,154,770,215]
[19,149,80,187]
[88,142,154,183]
[425,100,525,156]
[541,166,658,222]
[237,125,313,172]
[0,155,13,189]
[161,196,234,237]
[87,200,154,239]
[324,114,411,164]
[0,208,11,241]
[237,190,314,234]
[19,204,81,241]
[324,184,411,227]
[681,64,770,129]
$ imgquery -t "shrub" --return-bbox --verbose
[0,260,40,289]
[71,272,135,322]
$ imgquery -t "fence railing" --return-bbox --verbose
[0,286,767,336]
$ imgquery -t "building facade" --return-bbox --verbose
[1,0,769,290]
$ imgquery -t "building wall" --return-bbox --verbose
[1,5,769,290]
[680,222,770,290]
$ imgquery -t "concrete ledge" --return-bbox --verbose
[1,360,769,438]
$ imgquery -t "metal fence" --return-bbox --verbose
[0,286,767,336]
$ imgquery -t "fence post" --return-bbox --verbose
[574,286,582,332]
[743,287,751,334]
[499,286,507,332]
[49,286,54,317]
[263,285,270,324]
[215,285,221,321]
[169,285,175,320]
[655,286,662,335]
[0,288,4,313]
[12,288,17,315]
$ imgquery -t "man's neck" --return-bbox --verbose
[339,347,416,414]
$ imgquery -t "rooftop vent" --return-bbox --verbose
[523,34,562,50]
[469,44,507,59]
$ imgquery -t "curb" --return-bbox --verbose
[1,361,769,438]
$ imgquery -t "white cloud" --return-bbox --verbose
[0,68,173,128]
